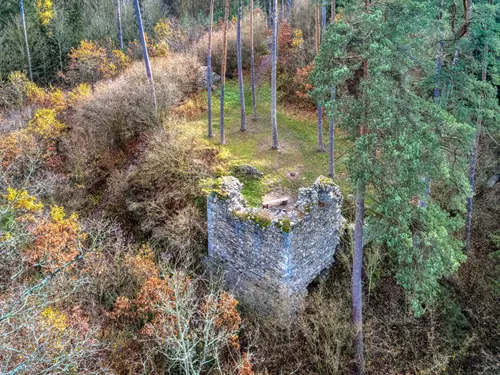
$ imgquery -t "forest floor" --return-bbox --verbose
[177,79,352,207]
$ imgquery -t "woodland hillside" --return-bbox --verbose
[0,0,499,374]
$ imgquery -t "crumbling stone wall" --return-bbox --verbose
[207,176,344,313]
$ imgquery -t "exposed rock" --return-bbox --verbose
[197,66,221,89]
[206,176,345,316]
[233,164,264,179]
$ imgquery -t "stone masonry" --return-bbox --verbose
[207,176,344,313]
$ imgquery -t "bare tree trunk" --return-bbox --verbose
[133,0,157,114]
[466,31,490,252]
[352,3,369,373]
[19,0,32,80]
[328,0,336,177]
[315,4,324,152]
[321,3,327,30]
[419,5,445,208]
[466,133,479,252]
[271,0,279,150]
[265,0,271,28]
[220,0,230,144]
[207,0,215,138]
[237,0,247,131]
[250,0,258,120]
[117,0,124,50]
[353,182,366,375]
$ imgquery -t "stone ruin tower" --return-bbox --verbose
[207,176,344,313]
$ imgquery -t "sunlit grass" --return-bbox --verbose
[176,80,352,206]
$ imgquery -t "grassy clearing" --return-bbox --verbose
[174,80,351,206]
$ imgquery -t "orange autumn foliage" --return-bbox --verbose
[294,64,315,99]
[26,206,87,272]
[0,130,36,170]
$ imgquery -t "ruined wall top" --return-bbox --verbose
[208,175,343,230]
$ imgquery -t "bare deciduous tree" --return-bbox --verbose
[250,0,258,121]
[207,0,215,138]
[19,0,32,80]
[133,0,157,114]
[237,0,247,131]
[271,0,279,150]
[220,0,230,144]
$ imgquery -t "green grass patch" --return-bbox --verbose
[175,80,352,203]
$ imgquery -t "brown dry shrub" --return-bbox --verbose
[64,54,201,176]
[192,10,268,75]
[108,127,221,268]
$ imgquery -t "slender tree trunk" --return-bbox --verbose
[352,3,369,373]
[220,0,230,144]
[271,0,279,150]
[466,133,479,252]
[117,0,124,50]
[265,0,271,28]
[353,182,366,375]
[19,0,32,80]
[466,33,490,252]
[321,3,327,30]
[315,4,324,152]
[419,5,445,208]
[237,0,247,131]
[134,0,157,114]
[207,0,215,138]
[250,0,258,120]
[328,0,336,177]
[328,87,336,177]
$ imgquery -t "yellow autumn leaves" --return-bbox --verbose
[35,0,56,26]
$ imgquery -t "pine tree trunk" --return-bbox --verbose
[265,0,271,28]
[466,134,479,252]
[237,0,247,131]
[466,39,489,252]
[207,0,215,138]
[328,0,336,177]
[250,0,258,120]
[328,92,335,178]
[117,0,124,50]
[418,40,444,208]
[133,0,157,113]
[271,0,279,150]
[315,4,324,152]
[352,182,366,375]
[321,3,327,30]
[19,0,32,80]
[220,0,230,144]
[352,3,369,373]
